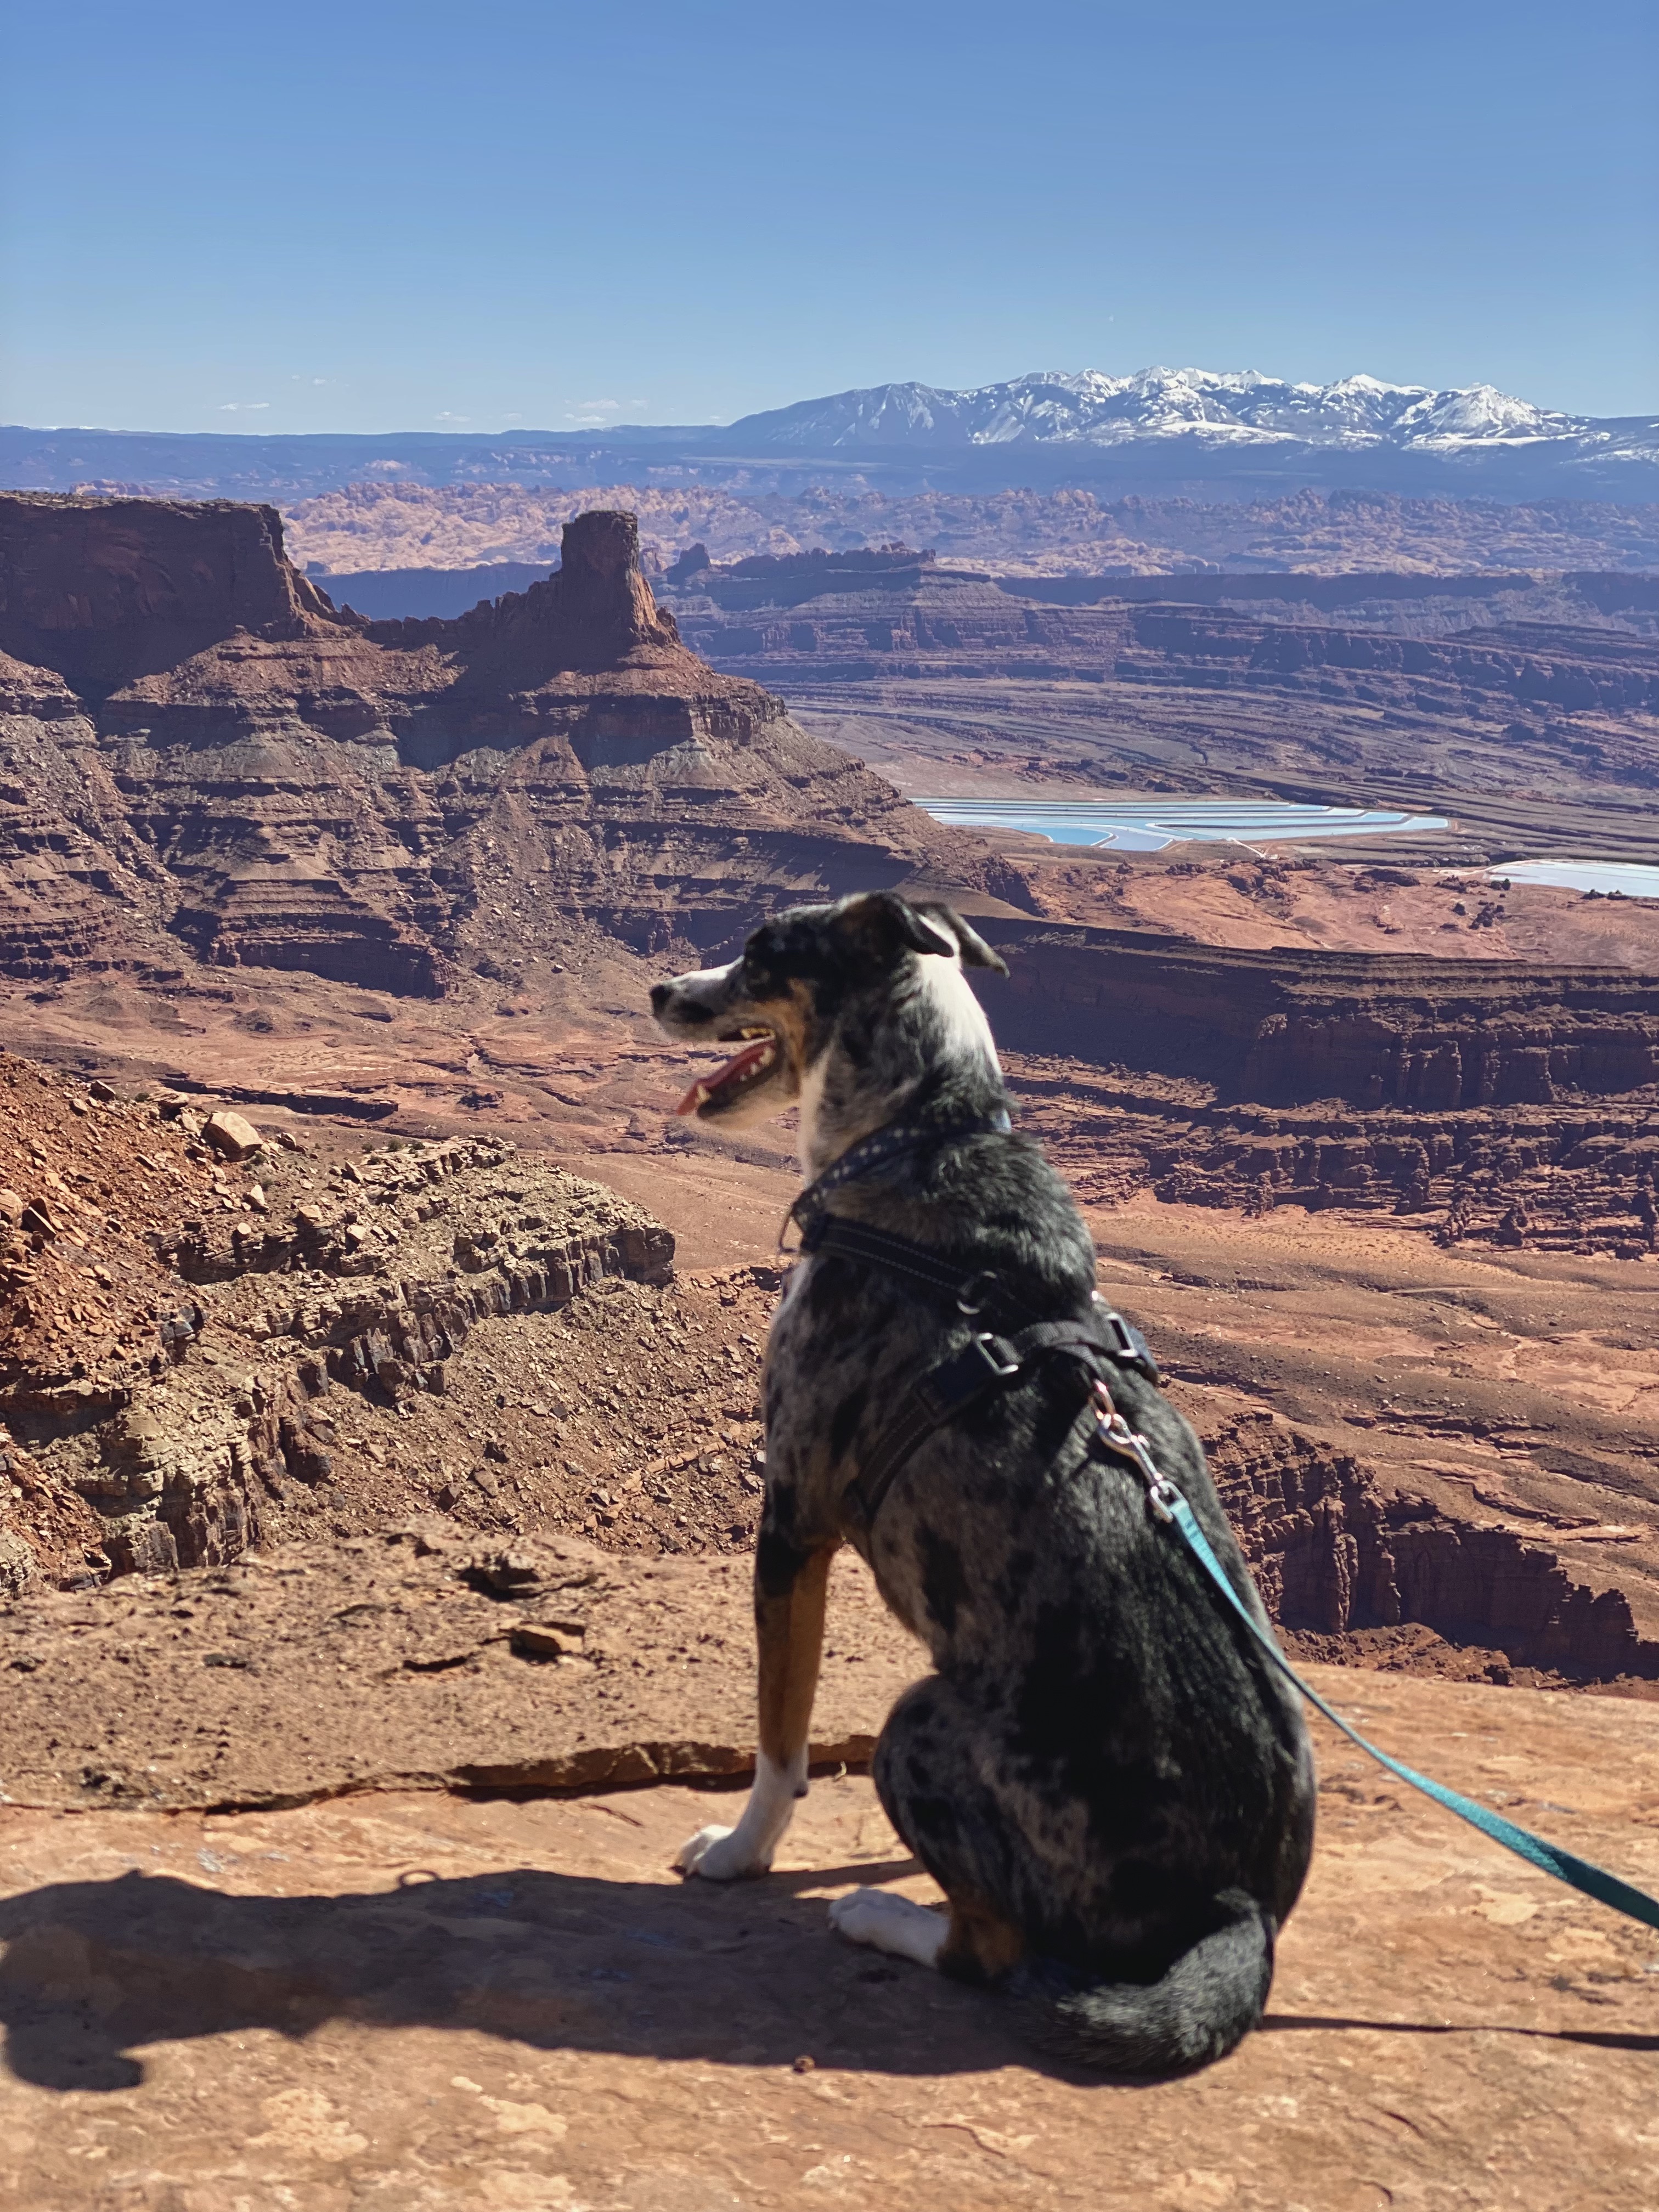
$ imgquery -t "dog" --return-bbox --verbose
[650,890,1315,2074]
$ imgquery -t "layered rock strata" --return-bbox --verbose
[667,558,1659,730]
[0,1051,674,1592]
[662,552,1659,865]
[983,919,1659,1104]
[1007,1048,1659,1255]
[172,1132,674,1406]
[1204,1406,1659,1683]
[0,494,1019,999]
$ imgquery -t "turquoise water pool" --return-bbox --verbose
[912,796,1450,851]
[1490,860,1659,899]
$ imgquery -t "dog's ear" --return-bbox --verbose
[912,900,1011,978]
[835,891,956,963]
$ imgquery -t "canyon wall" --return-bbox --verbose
[981,921,1659,1251]
[1205,1408,1659,1683]
[663,558,1659,842]
[0,494,336,694]
[980,918,1659,1105]
[666,561,1659,721]
[0,495,1022,999]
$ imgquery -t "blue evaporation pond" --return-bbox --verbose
[912,796,1449,851]
[1492,859,1659,899]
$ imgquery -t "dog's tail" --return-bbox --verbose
[1006,1890,1274,2077]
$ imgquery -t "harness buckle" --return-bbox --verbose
[956,1268,999,1318]
[972,1331,1022,1380]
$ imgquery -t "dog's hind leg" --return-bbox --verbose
[830,1675,1028,1981]
[677,1538,836,1881]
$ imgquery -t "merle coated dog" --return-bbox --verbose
[650,891,1314,2074]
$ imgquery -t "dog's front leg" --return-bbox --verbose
[677,1536,835,1881]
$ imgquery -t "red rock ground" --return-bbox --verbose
[3,1656,1657,2208]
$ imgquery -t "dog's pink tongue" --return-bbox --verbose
[674,1036,772,1116]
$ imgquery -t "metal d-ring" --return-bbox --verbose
[956,1269,998,1317]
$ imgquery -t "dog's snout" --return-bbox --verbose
[651,978,716,1027]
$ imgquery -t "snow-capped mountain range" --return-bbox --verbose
[5,366,1655,504]
[726,366,1637,456]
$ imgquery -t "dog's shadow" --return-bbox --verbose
[0,1856,1032,2092]
[12,1863,1645,2095]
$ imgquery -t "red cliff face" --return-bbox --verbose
[1204,1407,1659,1684]
[459,507,686,674]
[0,494,1021,996]
[0,494,336,695]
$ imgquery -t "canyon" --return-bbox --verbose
[660,550,1659,869]
[4,494,1659,1594]
[283,480,1659,586]
[3,486,1659,2204]
[0,492,1015,1004]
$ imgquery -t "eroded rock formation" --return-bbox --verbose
[667,557,1659,733]
[1204,1406,1659,1682]
[1008,1041,1659,1256]
[980,919,1659,1109]
[0,1050,675,1590]
[0,494,1021,998]
[659,552,1659,872]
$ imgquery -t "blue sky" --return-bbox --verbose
[2,1,1654,434]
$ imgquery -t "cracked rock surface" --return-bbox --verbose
[0,1533,917,1812]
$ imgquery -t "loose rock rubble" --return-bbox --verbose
[0,1037,800,1609]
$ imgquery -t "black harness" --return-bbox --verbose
[788,1117,1160,1534]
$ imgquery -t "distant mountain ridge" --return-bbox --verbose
[4,366,1656,503]
[727,366,1627,455]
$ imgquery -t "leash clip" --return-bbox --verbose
[1090,1380,1177,1521]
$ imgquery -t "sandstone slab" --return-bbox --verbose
[0,1536,921,1812]
[2,1666,1658,2209]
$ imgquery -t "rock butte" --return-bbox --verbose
[0,492,1020,997]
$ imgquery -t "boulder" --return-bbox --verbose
[203,1110,262,1160]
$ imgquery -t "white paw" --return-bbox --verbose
[828,1887,946,1967]
[675,1824,771,1881]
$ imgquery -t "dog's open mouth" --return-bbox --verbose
[674,1027,782,1118]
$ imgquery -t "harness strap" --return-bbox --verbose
[799,1212,1003,1312]
[844,1319,1111,1533]
[801,1211,1161,1377]
[1091,1395,1659,1935]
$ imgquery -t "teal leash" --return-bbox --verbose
[1092,1390,1659,1934]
